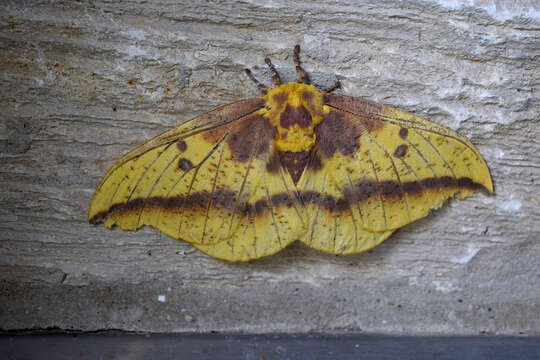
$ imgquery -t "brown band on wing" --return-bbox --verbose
[90,176,489,224]
[89,188,296,224]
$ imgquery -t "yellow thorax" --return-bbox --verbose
[260,82,325,152]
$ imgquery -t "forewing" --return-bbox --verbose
[89,98,306,261]
[297,94,493,253]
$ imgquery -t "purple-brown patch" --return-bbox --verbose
[307,151,323,172]
[272,92,289,107]
[302,90,323,120]
[226,113,274,162]
[266,151,281,173]
[316,108,378,158]
[279,151,310,184]
[279,105,312,129]
[267,149,323,184]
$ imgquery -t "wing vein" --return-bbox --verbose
[178,167,200,235]
[109,143,173,210]
[165,131,230,198]
[264,172,282,247]
[136,144,187,227]
[126,144,175,227]
[414,130,460,179]
[308,173,327,246]
[325,104,481,160]
[201,144,226,243]
[342,164,360,249]
[366,147,388,229]
[276,161,305,227]
[227,131,262,237]
[96,105,265,187]
[361,130,411,222]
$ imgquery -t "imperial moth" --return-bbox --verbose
[89,45,493,262]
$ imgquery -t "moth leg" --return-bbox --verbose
[293,44,309,84]
[244,69,268,94]
[323,80,341,93]
[264,58,281,85]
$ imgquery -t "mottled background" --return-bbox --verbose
[1,0,539,334]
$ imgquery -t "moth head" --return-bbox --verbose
[261,82,324,152]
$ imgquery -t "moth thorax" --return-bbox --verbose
[261,82,324,153]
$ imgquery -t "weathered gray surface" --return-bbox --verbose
[1,0,539,334]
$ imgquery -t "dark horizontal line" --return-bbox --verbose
[89,176,490,224]
[2,331,539,360]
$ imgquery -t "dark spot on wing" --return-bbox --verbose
[178,158,194,171]
[176,140,187,152]
[280,105,312,129]
[394,144,408,158]
[399,127,408,139]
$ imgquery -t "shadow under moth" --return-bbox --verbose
[89,45,493,262]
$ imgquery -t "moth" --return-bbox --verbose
[89,45,493,262]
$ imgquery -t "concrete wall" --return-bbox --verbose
[1,0,539,334]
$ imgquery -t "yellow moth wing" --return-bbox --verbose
[89,97,307,261]
[298,95,493,238]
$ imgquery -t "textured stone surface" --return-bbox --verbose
[1,0,539,334]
